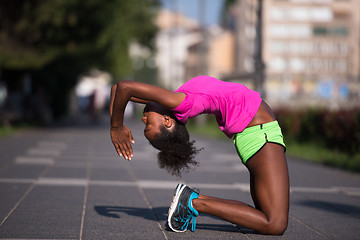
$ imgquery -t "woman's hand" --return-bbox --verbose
[110,125,135,160]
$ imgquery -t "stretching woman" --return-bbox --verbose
[110,76,289,235]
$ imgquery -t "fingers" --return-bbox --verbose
[110,126,134,160]
[114,144,122,157]
[129,132,135,144]
[118,140,134,161]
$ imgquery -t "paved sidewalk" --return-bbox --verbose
[0,116,359,239]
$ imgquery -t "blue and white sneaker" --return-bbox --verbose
[168,183,200,232]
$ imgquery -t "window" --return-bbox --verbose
[290,8,309,21]
[313,26,328,35]
[269,24,311,38]
[290,42,312,54]
[269,42,287,54]
[269,57,287,72]
[332,27,349,35]
[334,60,347,72]
[292,25,312,38]
[310,7,333,22]
[291,0,312,3]
[334,42,348,55]
[270,8,287,21]
[290,58,305,72]
[269,25,288,38]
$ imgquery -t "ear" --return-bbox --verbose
[164,115,175,129]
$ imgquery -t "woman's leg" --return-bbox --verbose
[192,143,289,235]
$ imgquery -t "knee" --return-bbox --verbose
[263,218,288,235]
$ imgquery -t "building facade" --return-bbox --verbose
[155,9,235,89]
[155,10,202,90]
[233,0,360,109]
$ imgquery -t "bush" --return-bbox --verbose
[275,108,360,156]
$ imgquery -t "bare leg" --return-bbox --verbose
[192,143,289,235]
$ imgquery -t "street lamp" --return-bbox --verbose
[254,0,265,98]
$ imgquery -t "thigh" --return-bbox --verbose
[246,143,289,221]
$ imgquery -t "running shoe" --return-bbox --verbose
[168,183,200,232]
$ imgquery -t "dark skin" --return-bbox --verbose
[110,80,289,235]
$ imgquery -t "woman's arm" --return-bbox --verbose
[110,80,185,160]
[109,85,149,118]
[130,97,149,104]
[111,80,184,127]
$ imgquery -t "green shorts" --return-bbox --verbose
[233,121,286,165]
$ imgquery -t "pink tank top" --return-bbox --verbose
[171,76,262,138]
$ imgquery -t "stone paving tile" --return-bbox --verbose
[83,186,166,240]
[0,185,84,239]
[0,118,359,239]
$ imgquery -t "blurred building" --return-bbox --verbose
[206,26,236,79]
[230,0,257,76]
[155,9,201,89]
[155,9,235,89]
[74,69,112,122]
[230,0,360,109]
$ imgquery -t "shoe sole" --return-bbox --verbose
[168,183,187,232]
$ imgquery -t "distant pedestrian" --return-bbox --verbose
[110,76,289,235]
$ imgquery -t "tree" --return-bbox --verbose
[0,0,159,118]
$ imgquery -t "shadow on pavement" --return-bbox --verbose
[95,205,257,233]
[195,223,246,233]
[94,205,168,221]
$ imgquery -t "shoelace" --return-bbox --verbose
[179,209,197,232]
[190,216,196,232]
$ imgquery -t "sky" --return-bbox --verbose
[159,0,225,26]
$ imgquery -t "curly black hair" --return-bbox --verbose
[148,121,202,177]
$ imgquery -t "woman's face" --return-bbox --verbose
[142,102,173,141]
[142,110,163,141]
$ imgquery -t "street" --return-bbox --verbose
[0,116,359,240]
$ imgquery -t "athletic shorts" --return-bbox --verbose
[233,121,286,165]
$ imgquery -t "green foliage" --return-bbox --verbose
[0,0,159,118]
[187,109,360,173]
[0,125,14,137]
[275,108,360,172]
[0,0,159,77]
[187,115,229,141]
[286,139,360,173]
[275,108,360,156]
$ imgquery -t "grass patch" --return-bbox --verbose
[187,117,360,173]
[0,125,15,138]
[0,124,29,138]
[285,139,360,173]
[187,116,228,140]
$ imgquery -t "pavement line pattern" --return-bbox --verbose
[0,166,52,228]
[79,144,94,240]
[0,183,36,227]
[123,162,169,240]
[37,141,68,150]
[26,148,61,157]
[15,157,55,165]
[290,214,330,239]
[0,178,359,197]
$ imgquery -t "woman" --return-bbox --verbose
[110,76,289,235]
